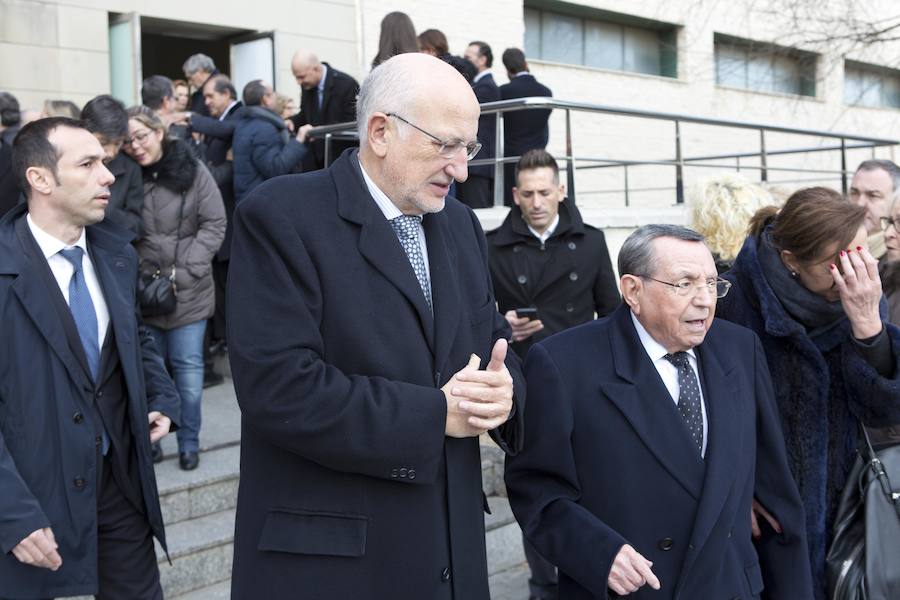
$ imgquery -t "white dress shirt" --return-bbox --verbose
[473,70,493,84]
[527,214,559,244]
[630,311,708,457]
[27,215,110,345]
[358,159,431,280]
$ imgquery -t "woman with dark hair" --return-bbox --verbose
[123,105,226,470]
[417,28,450,59]
[716,186,900,598]
[372,11,419,68]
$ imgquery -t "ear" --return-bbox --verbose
[512,187,521,206]
[780,249,799,275]
[620,275,642,313]
[367,112,390,158]
[25,166,55,197]
[558,182,566,200]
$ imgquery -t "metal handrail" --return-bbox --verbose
[308,97,898,207]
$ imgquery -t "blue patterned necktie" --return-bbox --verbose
[59,247,100,380]
[390,215,433,311]
[664,351,704,455]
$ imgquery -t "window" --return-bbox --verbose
[524,5,677,78]
[714,35,816,97]
[845,62,900,109]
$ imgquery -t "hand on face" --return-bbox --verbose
[830,246,883,339]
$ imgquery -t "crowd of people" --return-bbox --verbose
[0,9,898,600]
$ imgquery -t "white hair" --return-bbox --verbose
[355,59,418,145]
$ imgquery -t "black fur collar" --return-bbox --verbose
[142,138,197,193]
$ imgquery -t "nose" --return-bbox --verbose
[99,163,115,187]
[447,151,469,183]
[887,222,899,241]
[693,286,715,308]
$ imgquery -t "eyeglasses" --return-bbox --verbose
[125,130,152,147]
[638,275,732,298]
[880,216,898,232]
[385,113,482,160]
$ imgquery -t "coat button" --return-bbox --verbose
[72,412,84,424]
[513,245,521,253]
[565,303,574,312]
[658,538,674,551]
[95,436,102,447]
[408,469,416,480]
[688,543,694,551]
[399,468,407,478]
[96,390,103,398]
[441,567,451,582]
[569,272,578,281]
[391,468,398,478]
[73,477,86,488]
[568,242,576,250]
[517,275,527,285]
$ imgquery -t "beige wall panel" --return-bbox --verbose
[58,48,110,94]
[0,0,59,46]
[0,42,62,90]
[56,5,108,51]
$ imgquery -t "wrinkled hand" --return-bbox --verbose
[163,111,190,127]
[831,246,883,339]
[751,498,782,539]
[504,310,544,342]
[442,339,514,438]
[12,528,61,570]
[608,544,660,595]
[297,124,314,144]
[285,119,295,133]
[148,411,171,443]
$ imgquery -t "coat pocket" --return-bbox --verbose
[744,561,764,596]
[257,508,368,557]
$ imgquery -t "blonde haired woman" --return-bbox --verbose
[689,173,779,273]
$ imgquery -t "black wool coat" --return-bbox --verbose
[486,201,619,358]
[470,73,501,179]
[498,73,553,155]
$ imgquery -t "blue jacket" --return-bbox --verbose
[717,233,900,598]
[0,204,180,598]
[232,106,307,203]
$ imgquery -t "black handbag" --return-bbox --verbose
[139,193,185,317]
[825,424,900,600]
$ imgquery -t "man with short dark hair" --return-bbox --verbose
[81,94,144,236]
[182,53,219,117]
[505,224,814,599]
[850,159,900,259]
[0,91,21,215]
[289,50,359,171]
[458,41,500,209]
[141,75,193,145]
[499,48,553,206]
[0,117,179,599]
[232,79,308,202]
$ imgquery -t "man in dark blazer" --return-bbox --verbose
[505,224,814,600]
[499,48,553,206]
[227,53,525,600]
[457,41,501,209]
[290,50,360,171]
[0,117,180,599]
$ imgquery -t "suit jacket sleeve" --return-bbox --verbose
[751,335,815,599]
[504,343,628,597]
[250,130,307,180]
[227,193,448,484]
[841,320,900,427]
[469,208,525,454]
[118,159,145,238]
[335,76,360,122]
[0,430,50,553]
[190,114,236,140]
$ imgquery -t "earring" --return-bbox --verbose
[790,271,798,278]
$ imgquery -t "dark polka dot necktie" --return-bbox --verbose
[664,351,704,454]
[389,215,432,311]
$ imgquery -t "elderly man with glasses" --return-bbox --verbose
[226,53,525,600]
[505,224,814,600]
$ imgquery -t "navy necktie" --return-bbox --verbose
[390,215,433,311]
[664,351,704,454]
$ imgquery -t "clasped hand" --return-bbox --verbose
[443,338,514,438]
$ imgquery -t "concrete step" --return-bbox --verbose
[156,444,239,525]
[155,509,235,597]
[155,377,241,459]
[486,495,525,576]
[169,579,231,600]
[489,561,531,600]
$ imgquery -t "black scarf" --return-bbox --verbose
[757,226,847,340]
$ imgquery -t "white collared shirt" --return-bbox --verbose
[219,100,238,121]
[527,214,559,244]
[630,311,708,457]
[473,70,492,84]
[27,214,110,345]
[357,159,431,280]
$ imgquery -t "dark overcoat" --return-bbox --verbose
[718,233,900,598]
[227,149,525,600]
[486,201,619,357]
[233,106,306,202]
[470,73,501,179]
[505,305,814,599]
[0,205,180,598]
[498,73,553,156]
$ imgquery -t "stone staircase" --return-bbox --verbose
[131,372,528,599]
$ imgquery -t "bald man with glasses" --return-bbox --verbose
[227,53,524,600]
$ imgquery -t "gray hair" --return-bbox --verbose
[356,59,418,144]
[618,224,705,277]
[182,53,216,76]
[856,159,900,193]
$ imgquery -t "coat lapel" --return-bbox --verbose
[334,152,436,352]
[423,210,460,370]
[88,238,135,385]
[601,306,706,499]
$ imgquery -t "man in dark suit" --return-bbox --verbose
[457,41,501,209]
[227,53,524,600]
[499,48,553,206]
[289,50,360,171]
[505,224,814,600]
[182,53,219,118]
[0,117,180,599]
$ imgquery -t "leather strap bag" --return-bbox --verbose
[826,424,900,600]
[138,193,185,317]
